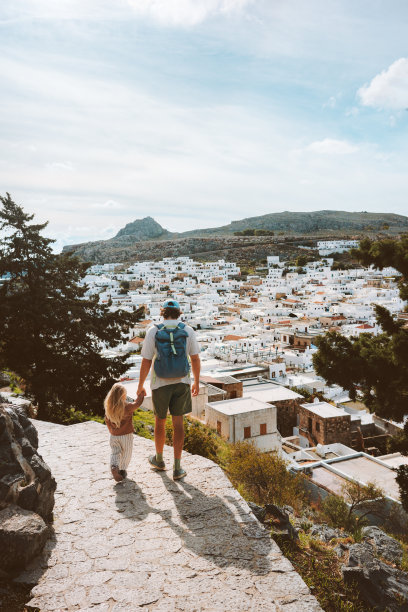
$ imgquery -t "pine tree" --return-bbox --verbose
[0,193,143,421]
[313,236,408,510]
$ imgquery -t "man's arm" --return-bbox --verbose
[137,358,152,395]
[190,354,201,397]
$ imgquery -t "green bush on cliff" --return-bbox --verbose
[225,441,304,511]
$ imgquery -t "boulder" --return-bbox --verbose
[248,502,266,523]
[265,503,299,542]
[343,542,408,611]
[0,404,56,520]
[361,525,403,565]
[0,505,49,573]
[0,392,35,418]
[310,523,345,543]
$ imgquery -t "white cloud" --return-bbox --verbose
[323,96,336,109]
[91,200,122,209]
[345,107,359,117]
[305,138,358,155]
[126,0,253,27]
[358,58,408,110]
[45,161,74,171]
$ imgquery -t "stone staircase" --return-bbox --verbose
[19,420,322,611]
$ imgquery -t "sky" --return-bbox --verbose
[1,0,408,252]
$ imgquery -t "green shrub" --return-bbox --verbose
[321,481,386,532]
[225,441,304,511]
[165,417,221,463]
[321,495,354,530]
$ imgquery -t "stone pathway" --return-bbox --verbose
[20,420,321,611]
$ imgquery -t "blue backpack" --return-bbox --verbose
[154,322,190,379]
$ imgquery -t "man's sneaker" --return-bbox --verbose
[119,470,127,479]
[111,465,124,482]
[148,455,166,471]
[173,467,187,481]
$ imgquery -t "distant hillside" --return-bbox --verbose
[181,210,408,237]
[62,210,408,263]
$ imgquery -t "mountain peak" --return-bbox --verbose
[115,216,167,240]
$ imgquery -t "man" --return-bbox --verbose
[137,298,200,480]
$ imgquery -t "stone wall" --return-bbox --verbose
[274,398,302,437]
[216,379,243,400]
[297,405,352,446]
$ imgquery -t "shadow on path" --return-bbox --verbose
[114,471,271,575]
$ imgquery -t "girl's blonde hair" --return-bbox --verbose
[104,383,127,428]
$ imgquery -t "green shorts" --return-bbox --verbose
[152,383,192,420]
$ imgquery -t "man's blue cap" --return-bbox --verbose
[162,298,180,309]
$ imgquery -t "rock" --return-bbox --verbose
[0,404,56,520]
[0,392,36,420]
[343,542,408,611]
[0,505,49,573]
[310,524,344,543]
[334,542,349,558]
[265,503,299,542]
[361,526,403,565]
[248,502,266,522]
[0,372,10,387]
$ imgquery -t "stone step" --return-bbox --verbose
[20,419,321,611]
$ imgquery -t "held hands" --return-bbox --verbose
[134,388,146,408]
[191,381,199,397]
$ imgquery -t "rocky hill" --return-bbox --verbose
[183,210,408,236]
[115,216,172,241]
[60,234,336,266]
[62,210,408,263]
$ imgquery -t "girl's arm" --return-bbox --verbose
[126,390,146,413]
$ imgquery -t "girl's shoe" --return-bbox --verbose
[111,465,124,482]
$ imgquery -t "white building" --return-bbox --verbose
[205,397,280,452]
[317,240,359,255]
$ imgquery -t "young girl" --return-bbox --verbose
[104,383,145,482]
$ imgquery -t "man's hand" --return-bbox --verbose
[137,385,147,396]
[133,390,146,409]
[190,354,200,397]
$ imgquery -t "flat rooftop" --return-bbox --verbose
[244,383,303,403]
[311,455,400,500]
[207,397,274,416]
[378,453,408,469]
[300,401,349,419]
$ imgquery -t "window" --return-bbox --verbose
[260,423,267,435]
[244,426,251,439]
[217,421,222,435]
[316,421,320,432]
[308,417,312,431]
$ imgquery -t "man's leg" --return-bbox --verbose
[154,416,166,456]
[172,415,184,461]
[149,387,168,470]
[169,384,191,479]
